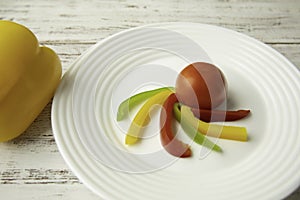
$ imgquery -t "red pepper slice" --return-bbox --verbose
[191,108,250,122]
[160,93,191,158]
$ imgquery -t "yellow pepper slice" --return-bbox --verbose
[180,105,248,141]
[125,90,173,145]
[0,21,61,142]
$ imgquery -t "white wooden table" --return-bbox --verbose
[0,0,299,199]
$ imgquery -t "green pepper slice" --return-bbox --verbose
[173,103,222,152]
[117,87,174,121]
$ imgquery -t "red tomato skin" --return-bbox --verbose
[175,62,227,109]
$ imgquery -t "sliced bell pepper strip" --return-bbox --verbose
[191,108,250,122]
[175,104,247,141]
[125,89,173,145]
[173,104,222,152]
[117,87,174,121]
[160,93,191,158]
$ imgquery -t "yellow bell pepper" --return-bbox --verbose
[180,105,248,141]
[125,90,173,145]
[0,20,62,142]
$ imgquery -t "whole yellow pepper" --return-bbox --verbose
[0,21,62,142]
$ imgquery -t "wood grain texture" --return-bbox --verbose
[0,0,299,199]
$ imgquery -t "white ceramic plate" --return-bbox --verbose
[52,23,300,199]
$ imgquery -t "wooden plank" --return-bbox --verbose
[0,185,100,200]
[0,0,299,43]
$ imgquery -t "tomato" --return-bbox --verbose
[175,62,227,109]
